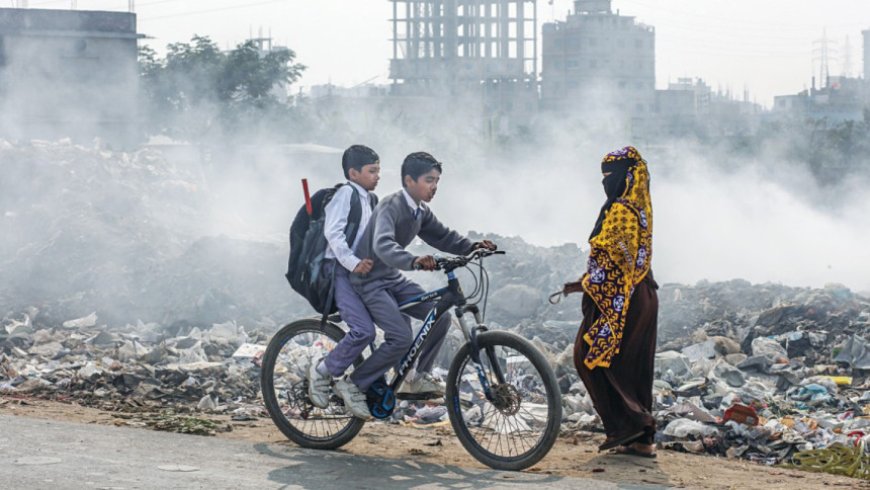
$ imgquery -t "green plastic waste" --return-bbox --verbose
[787,441,870,480]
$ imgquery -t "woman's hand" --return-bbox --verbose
[563,280,584,295]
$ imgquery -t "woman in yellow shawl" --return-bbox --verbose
[569,146,659,457]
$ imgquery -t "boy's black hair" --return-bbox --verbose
[342,145,379,179]
[401,152,442,187]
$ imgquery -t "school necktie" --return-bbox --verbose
[413,208,420,220]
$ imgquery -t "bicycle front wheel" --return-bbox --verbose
[446,330,562,471]
[260,319,365,450]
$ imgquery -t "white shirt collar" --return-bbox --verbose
[347,180,369,197]
[401,189,422,213]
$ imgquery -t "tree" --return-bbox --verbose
[138,35,306,142]
[219,40,303,105]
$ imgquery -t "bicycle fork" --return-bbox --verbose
[456,307,507,404]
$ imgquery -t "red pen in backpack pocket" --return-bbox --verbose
[302,178,313,216]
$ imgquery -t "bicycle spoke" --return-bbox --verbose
[504,412,528,455]
[267,325,359,442]
[452,341,554,462]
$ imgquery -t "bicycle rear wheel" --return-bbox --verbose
[445,330,561,471]
[260,319,365,450]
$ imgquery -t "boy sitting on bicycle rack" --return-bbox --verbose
[307,145,381,420]
[347,151,496,405]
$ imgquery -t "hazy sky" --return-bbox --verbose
[21,0,867,107]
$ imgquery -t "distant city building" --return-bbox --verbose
[655,78,711,116]
[541,0,655,115]
[0,8,143,145]
[773,76,865,125]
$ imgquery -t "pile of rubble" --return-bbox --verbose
[548,282,870,478]
[2,284,869,478]
[0,309,268,424]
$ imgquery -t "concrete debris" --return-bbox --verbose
[0,310,269,423]
[62,312,98,329]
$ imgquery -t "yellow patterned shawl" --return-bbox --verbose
[581,146,653,369]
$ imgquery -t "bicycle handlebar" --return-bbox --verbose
[413,248,505,272]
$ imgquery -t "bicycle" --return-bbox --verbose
[261,248,562,471]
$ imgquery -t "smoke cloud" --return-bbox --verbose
[2,23,869,329]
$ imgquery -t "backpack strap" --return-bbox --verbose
[343,184,363,248]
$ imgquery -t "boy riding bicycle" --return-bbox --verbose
[345,152,496,415]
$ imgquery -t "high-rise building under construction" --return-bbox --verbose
[389,0,537,93]
[388,1,538,136]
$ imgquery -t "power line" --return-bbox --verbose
[842,35,852,77]
[812,30,838,87]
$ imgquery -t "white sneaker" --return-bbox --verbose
[306,357,331,409]
[334,377,372,420]
[397,372,445,397]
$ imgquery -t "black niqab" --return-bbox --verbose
[589,159,634,240]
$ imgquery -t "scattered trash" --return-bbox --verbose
[144,412,229,436]
[232,343,266,360]
[62,312,98,329]
[723,404,759,426]
[788,442,870,480]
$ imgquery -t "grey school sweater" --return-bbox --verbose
[350,190,474,285]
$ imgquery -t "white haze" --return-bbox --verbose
[199,116,870,294]
[0,10,867,304]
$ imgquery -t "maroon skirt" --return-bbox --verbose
[573,273,659,446]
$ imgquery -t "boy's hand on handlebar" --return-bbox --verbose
[352,259,374,275]
[473,240,497,251]
[413,255,437,271]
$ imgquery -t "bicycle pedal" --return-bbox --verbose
[396,392,444,402]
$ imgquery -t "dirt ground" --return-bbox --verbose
[1,395,867,490]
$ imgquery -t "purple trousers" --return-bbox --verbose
[349,274,451,391]
[323,261,376,378]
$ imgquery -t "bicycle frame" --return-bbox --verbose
[388,266,507,403]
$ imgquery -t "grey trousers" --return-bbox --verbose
[322,261,376,378]
[349,274,451,391]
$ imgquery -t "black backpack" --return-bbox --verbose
[286,183,377,314]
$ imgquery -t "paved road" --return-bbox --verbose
[0,415,661,489]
